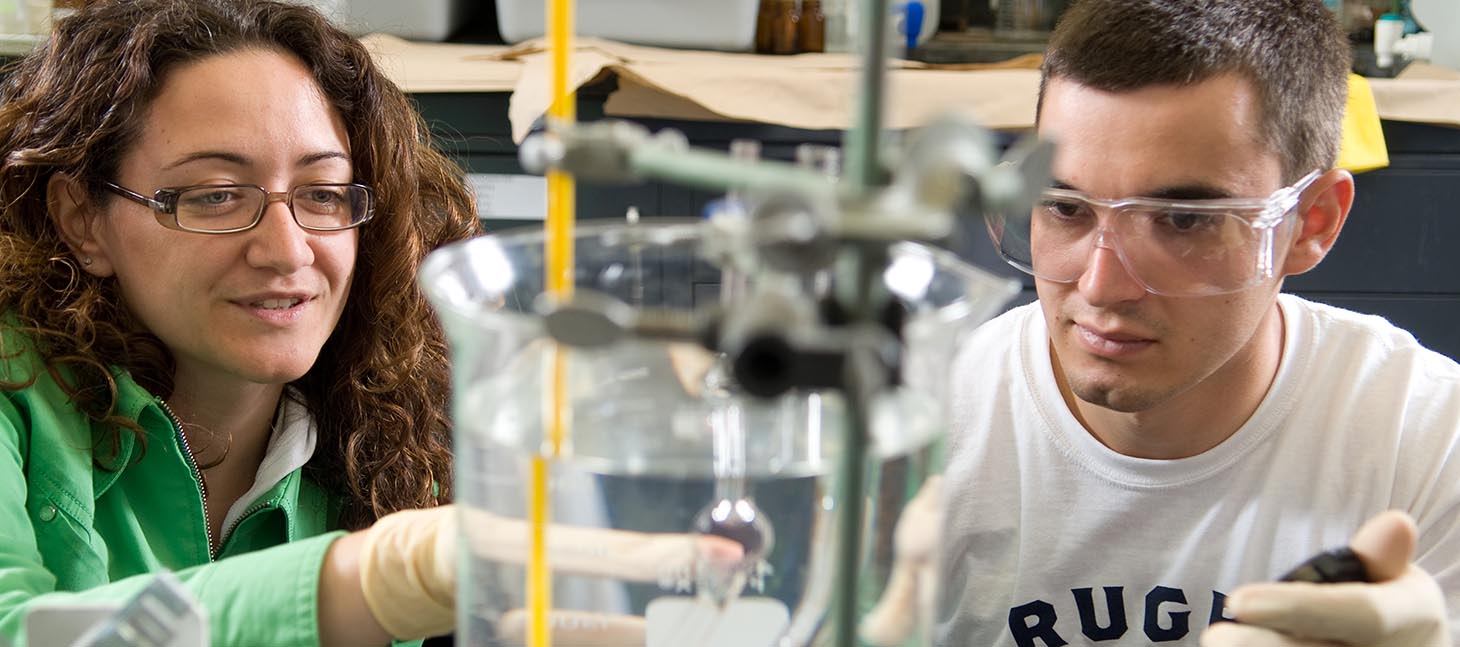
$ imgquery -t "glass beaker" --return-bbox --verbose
[420,220,1017,647]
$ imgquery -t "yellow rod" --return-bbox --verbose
[531,0,574,644]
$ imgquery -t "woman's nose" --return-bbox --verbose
[244,198,315,272]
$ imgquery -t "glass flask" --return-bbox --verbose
[420,220,1016,647]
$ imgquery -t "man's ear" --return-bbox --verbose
[1280,169,1354,277]
[47,172,115,277]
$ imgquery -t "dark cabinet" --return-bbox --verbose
[1288,121,1460,360]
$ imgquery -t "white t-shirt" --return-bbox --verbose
[937,294,1460,646]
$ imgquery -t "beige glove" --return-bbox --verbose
[357,503,745,642]
[497,609,647,646]
[358,505,459,640]
[1202,510,1450,647]
[459,505,738,584]
[860,476,944,647]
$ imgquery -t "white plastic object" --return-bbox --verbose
[28,573,208,647]
[873,0,943,59]
[496,0,759,51]
[1412,0,1460,71]
[898,0,939,48]
[1395,32,1433,62]
[1374,14,1404,68]
[289,0,466,42]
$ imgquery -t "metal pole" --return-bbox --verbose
[844,0,891,193]
[831,243,892,647]
[833,357,872,647]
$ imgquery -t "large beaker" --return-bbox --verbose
[420,220,1016,647]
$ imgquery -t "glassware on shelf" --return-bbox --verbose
[770,0,800,55]
[799,0,826,53]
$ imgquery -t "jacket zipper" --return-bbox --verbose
[158,398,216,561]
[219,498,274,553]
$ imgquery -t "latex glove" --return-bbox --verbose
[668,342,718,397]
[460,505,742,585]
[1202,510,1449,647]
[358,504,744,642]
[358,505,458,640]
[860,475,944,647]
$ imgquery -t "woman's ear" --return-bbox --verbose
[1280,169,1354,277]
[47,172,115,277]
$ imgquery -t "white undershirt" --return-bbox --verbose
[217,392,317,542]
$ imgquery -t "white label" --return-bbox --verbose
[645,597,790,647]
[468,173,547,221]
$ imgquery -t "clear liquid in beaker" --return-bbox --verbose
[453,354,944,647]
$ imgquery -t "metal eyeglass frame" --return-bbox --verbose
[993,169,1323,296]
[101,181,376,234]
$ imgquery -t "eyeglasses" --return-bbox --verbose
[102,181,375,234]
[985,170,1322,297]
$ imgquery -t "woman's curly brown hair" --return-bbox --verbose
[0,0,479,529]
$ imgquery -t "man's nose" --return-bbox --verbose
[1077,229,1148,305]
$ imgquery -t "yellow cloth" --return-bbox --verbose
[1337,73,1390,173]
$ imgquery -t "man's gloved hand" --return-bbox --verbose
[1202,510,1450,647]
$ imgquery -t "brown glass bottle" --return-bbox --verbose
[799,0,826,53]
[755,0,776,53]
[770,0,800,55]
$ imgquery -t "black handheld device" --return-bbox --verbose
[1278,547,1371,584]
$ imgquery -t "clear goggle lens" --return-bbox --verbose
[985,171,1319,297]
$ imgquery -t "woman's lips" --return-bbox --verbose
[235,295,314,324]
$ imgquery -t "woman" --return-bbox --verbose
[0,0,477,644]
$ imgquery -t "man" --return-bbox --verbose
[938,1,1460,645]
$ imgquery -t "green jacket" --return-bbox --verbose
[0,326,347,646]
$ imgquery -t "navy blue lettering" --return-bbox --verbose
[1143,586,1190,641]
[1009,600,1069,647]
[1072,586,1128,640]
[1210,591,1234,624]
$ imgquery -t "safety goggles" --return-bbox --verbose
[986,170,1322,297]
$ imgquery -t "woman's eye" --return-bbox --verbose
[300,187,349,209]
[181,189,243,208]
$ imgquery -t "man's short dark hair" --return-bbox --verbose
[1039,0,1351,182]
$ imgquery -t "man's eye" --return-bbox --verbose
[1041,199,1087,219]
[1161,211,1219,232]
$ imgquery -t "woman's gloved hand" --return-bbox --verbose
[1201,510,1450,647]
[357,505,459,640]
[354,503,747,642]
